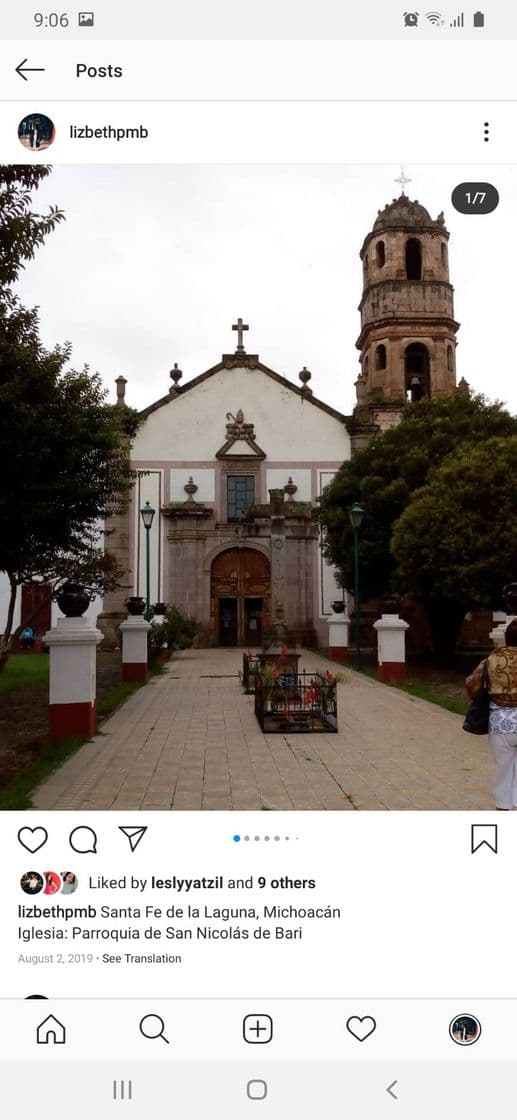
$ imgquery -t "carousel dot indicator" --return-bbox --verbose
[233,835,241,842]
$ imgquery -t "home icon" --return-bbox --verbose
[36,1014,66,1045]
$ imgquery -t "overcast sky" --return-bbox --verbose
[14,163,517,417]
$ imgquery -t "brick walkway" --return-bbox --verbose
[31,649,493,811]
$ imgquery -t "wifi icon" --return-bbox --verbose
[426,10,443,23]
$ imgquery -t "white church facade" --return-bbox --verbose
[99,325,348,648]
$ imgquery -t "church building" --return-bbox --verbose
[99,323,348,649]
[98,188,460,650]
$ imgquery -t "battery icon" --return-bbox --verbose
[473,11,485,26]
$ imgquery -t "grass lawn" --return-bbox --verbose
[0,653,49,694]
[0,651,164,809]
[320,651,473,716]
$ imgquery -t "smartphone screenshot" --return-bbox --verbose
[1,2,517,1116]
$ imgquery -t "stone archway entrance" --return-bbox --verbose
[210,548,271,646]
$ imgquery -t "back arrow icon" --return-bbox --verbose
[16,59,46,81]
[387,1080,398,1100]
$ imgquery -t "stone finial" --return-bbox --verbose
[184,476,198,502]
[299,366,313,396]
[457,376,470,394]
[284,476,297,498]
[169,363,183,394]
[115,375,127,406]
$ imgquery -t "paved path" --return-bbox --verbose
[32,649,493,811]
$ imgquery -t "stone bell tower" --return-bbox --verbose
[350,181,460,453]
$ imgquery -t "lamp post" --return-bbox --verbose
[140,500,156,621]
[349,502,365,668]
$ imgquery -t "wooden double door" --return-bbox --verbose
[211,548,271,647]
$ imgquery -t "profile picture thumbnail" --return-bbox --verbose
[449,1014,482,1046]
[18,113,56,152]
[20,871,44,895]
[43,871,62,895]
[61,872,78,895]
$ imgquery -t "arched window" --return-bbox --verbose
[447,345,454,371]
[441,242,448,269]
[405,343,430,401]
[364,355,369,375]
[375,344,387,371]
[405,238,422,280]
[375,240,385,268]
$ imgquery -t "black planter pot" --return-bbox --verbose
[381,596,400,615]
[331,600,346,614]
[125,596,146,617]
[503,583,517,615]
[56,582,90,618]
[153,602,167,615]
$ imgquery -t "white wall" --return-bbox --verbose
[134,366,350,463]
[266,468,311,500]
[170,467,215,503]
[318,470,342,616]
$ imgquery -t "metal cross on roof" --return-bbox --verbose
[395,166,412,195]
[232,318,249,351]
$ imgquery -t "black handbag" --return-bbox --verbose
[463,660,490,735]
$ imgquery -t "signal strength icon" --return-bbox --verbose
[426,11,443,24]
[450,11,465,25]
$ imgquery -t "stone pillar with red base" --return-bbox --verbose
[120,616,151,682]
[373,612,409,682]
[328,609,351,661]
[44,616,103,739]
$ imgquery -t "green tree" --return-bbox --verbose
[391,437,517,655]
[319,393,517,603]
[0,166,139,666]
[0,165,65,298]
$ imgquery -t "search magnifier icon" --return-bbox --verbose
[139,1014,170,1044]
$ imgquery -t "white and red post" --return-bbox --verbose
[373,611,409,682]
[328,606,351,661]
[120,616,151,682]
[44,616,103,739]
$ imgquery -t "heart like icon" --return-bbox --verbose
[346,1015,377,1042]
[17,827,48,854]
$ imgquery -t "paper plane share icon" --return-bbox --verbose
[119,826,148,852]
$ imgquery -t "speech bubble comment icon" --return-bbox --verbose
[69,826,98,854]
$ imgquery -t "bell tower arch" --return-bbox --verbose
[353,190,459,439]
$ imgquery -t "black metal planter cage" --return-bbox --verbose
[242,651,261,693]
[254,670,338,733]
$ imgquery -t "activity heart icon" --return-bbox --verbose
[346,1015,377,1042]
[17,827,48,854]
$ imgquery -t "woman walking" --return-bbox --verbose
[466,621,517,810]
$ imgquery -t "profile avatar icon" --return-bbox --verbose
[20,871,44,895]
[61,872,78,895]
[43,871,61,896]
[18,113,56,152]
[449,1014,482,1046]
